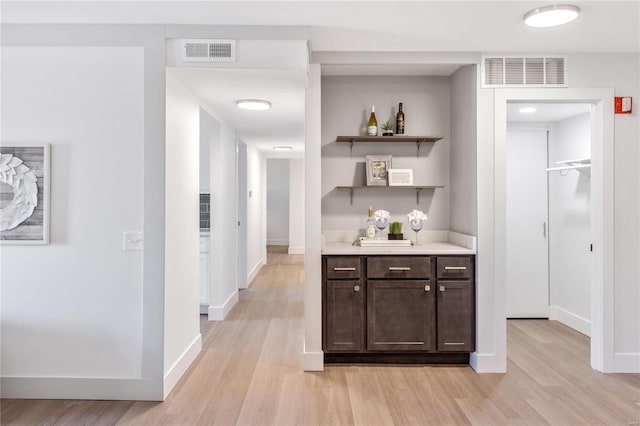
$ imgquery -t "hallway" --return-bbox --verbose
[2,249,639,425]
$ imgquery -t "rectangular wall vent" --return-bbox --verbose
[181,39,236,63]
[481,55,567,88]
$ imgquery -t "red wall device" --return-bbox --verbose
[614,97,632,114]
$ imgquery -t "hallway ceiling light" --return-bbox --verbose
[524,4,580,28]
[273,146,293,151]
[236,99,271,110]
[519,107,537,113]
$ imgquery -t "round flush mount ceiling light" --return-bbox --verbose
[524,4,580,28]
[273,146,293,151]
[519,107,537,113]
[236,99,271,110]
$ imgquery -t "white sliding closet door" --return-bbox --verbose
[506,128,549,318]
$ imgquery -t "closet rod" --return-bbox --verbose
[546,164,591,172]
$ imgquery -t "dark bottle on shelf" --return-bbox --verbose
[396,102,405,135]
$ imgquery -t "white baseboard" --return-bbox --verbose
[288,246,305,254]
[200,304,209,315]
[303,346,324,371]
[267,239,288,246]
[208,290,239,321]
[614,353,640,373]
[247,257,265,286]
[470,352,507,373]
[549,306,591,336]
[0,376,162,401]
[163,334,202,399]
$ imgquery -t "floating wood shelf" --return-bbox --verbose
[336,136,443,157]
[336,185,444,205]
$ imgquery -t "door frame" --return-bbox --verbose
[236,140,248,290]
[494,88,614,372]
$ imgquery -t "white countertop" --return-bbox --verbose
[322,230,476,255]
[323,240,475,255]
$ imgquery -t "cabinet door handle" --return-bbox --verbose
[444,266,467,270]
[389,267,411,271]
[333,267,356,271]
[444,342,465,346]
[424,285,431,292]
[354,285,360,292]
[439,286,445,292]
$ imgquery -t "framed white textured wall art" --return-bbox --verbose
[388,169,414,186]
[0,144,50,244]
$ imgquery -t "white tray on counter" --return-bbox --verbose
[359,239,412,247]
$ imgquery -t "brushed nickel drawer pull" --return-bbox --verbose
[444,266,467,270]
[444,342,465,345]
[424,285,431,292]
[354,285,360,292]
[389,267,411,271]
[333,267,356,271]
[439,286,445,292]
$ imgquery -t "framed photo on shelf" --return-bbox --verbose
[388,169,414,186]
[365,155,392,186]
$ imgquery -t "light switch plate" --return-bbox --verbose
[123,231,144,251]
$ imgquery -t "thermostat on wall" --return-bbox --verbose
[615,97,632,114]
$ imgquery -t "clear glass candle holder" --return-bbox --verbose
[375,217,389,239]
[410,218,423,245]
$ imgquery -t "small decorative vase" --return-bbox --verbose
[388,233,403,240]
[382,130,393,136]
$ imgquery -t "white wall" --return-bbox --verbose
[288,158,305,254]
[304,63,323,371]
[164,72,201,395]
[321,76,451,231]
[199,117,211,192]
[0,41,164,399]
[549,113,592,334]
[478,53,640,373]
[201,107,240,319]
[247,145,267,284]
[558,55,640,369]
[450,65,477,236]
[267,159,290,245]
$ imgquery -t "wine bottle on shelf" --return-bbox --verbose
[367,105,378,136]
[366,206,376,239]
[396,102,405,135]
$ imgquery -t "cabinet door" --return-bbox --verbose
[367,280,435,351]
[325,280,364,352]
[437,281,474,352]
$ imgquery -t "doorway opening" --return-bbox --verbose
[495,89,615,372]
[506,102,594,365]
[267,158,290,251]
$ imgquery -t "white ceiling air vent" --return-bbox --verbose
[181,39,236,63]
[481,55,567,88]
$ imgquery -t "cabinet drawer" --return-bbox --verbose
[437,256,472,280]
[367,256,432,279]
[326,257,362,279]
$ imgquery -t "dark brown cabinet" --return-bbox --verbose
[323,257,365,352]
[325,280,364,351]
[367,280,435,351]
[436,256,475,352]
[437,282,474,351]
[323,254,475,363]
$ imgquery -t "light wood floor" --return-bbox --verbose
[2,248,639,425]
